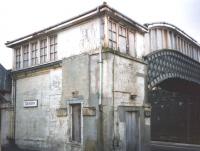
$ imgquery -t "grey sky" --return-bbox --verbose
[0,0,199,69]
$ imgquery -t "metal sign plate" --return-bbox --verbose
[24,100,38,108]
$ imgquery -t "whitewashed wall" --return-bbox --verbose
[58,18,102,60]
[15,68,66,151]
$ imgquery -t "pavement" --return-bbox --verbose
[151,141,200,151]
[2,141,200,151]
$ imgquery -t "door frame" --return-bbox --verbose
[118,106,141,151]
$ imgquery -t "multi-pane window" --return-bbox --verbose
[40,38,47,63]
[49,35,57,61]
[23,44,29,68]
[15,47,21,69]
[119,26,127,53]
[72,104,81,142]
[31,42,38,66]
[108,21,117,50]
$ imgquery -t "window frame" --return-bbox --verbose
[49,35,57,61]
[40,38,47,64]
[15,47,21,69]
[118,25,127,53]
[31,41,38,66]
[108,20,117,50]
[22,44,29,68]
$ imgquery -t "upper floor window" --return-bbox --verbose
[31,42,38,66]
[119,26,127,53]
[108,21,117,50]
[15,47,21,69]
[49,35,57,61]
[40,38,47,64]
[23,44,29,68]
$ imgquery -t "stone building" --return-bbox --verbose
[5,3,150,151]
[4,2,200,151]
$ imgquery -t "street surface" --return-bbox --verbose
[151,141,200,151]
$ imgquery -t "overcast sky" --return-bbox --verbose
[0,0,199,69]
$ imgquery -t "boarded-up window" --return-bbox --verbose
[72,104,81,142]
[108,20,117,50]
[119,26,127,53]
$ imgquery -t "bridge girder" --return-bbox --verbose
[144,49,200,89]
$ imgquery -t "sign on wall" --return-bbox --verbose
[24,100,38,108]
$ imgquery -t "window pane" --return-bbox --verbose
[23,44,29,68]
[31,42,38,65]
[40,38,47,63]
[49,35,57,61]
[15,48,21,69]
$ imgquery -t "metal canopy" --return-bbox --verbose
[144,49,200,89]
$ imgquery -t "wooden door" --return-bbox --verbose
[72,104,81,142]
[125,111,139,151]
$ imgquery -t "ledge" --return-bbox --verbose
[12,60,62,75]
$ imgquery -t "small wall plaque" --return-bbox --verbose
[144,110,151,117]
[24,100,38,108]
[56,108,68,117]
[82,107,96,116]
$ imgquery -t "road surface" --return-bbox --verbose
[151,141,200,151]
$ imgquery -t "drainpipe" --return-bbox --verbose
[99,46,103,106]
[12,78,16,144]
[98,4,102,106]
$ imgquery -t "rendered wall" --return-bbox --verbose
[58,18,102,60]
[15,68,65,151]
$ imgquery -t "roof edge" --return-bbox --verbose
[144,22,200,47]
[5,2,147,48]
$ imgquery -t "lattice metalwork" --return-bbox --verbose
[144,49,200,89]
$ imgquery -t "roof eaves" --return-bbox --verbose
[5,4,104,48]
[105,5,148,33]
[6,2,147,47]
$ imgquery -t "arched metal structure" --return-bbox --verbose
[144,49,200,144]
[144,49,200,89]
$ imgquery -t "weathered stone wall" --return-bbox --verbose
[62,54,101,151]
[12,51,150,151]
[15,67,65,151]
[58,18,102,60]
[98,51,149,151]
[89,51,150,151]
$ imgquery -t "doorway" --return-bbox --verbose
[125,111,139,151]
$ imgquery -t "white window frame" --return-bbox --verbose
[22,44,29,68]
[40,38,47,64]
[49,35,57,61]
[31,41,38,66]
